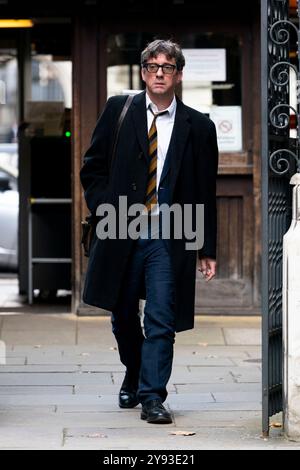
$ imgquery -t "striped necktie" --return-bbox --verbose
[145,108,168,213]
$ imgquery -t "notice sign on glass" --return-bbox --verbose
[210,106,243,152]
[182,49,226,82]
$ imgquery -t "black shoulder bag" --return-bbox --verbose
[81,94,134,257]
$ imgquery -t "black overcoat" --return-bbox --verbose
[80,91,218,332]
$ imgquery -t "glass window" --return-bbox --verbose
[32,55,72,108]
[180,33,242,113]
[107,33,167,97]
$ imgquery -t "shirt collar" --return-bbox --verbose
[146,93,177,119]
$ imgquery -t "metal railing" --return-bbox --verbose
[261,0,300,436]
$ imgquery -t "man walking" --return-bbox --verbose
[80,39,218,424]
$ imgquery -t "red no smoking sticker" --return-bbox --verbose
[218,120,233,133]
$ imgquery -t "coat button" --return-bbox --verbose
[132,183,137,191]
[138,152,143,160]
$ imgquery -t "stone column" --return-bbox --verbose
[283,172,300,440]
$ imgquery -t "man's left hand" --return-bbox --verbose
[198,257,217,282]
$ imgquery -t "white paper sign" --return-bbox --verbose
[182,49,226,82]
[210,106,243,152]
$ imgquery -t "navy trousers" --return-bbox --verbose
[111,236,175,404]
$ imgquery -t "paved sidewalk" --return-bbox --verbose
[0,312,298,450]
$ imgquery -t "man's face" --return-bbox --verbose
[141,53,183,98]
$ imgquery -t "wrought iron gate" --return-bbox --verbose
[261,0,300,436]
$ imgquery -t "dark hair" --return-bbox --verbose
[141,39,185,71]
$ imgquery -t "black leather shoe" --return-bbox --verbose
[119,388,139,408]
[141,399,172,424]
[118,374,139,409]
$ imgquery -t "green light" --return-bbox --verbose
[65,131,71,138]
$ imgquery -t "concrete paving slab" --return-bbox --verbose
[52,353,121,366]
[0,372,113,386]
[186,365,261,383]
[1,330,76,346]
[9,346,64,355]
[0,426,63,450]
[211,391,261,403]
[78,365,126,373]
[56,405,141,413]
[2,357,26,365]
[175,382,261,394]
[24,358,102,366]
[223,328,261,346]
[176,328,225,346]
[0,409,60,426]
[173,355,234,367]
[229,367,261,383]
[77,317,111,327]
[245,347,262,358]
[230,357,262,368]
[194,316,261,329]
[170,367,236,384]
[0,365,80,373]
[76,331,117,347]
[0,394,118,406]
[0,386,73,395]
[166,394,261,412]
[60,345,119,353]
[1,314,77,331]
[173,410,261,428]
[0,409,167,428]
[74,385,119,395]
[174,345,260,358]
[63,426,176,450]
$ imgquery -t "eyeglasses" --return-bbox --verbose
[142,63,177,75]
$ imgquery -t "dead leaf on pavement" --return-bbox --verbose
[170,431,196,436]
[270,422,282,428]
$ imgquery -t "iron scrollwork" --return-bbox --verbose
[268,0,300,175]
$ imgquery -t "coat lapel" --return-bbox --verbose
[130,91,149,163]
[168,98,191,198]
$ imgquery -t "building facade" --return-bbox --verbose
[0,0,262,315]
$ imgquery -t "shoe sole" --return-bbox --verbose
[141,412,172,424]
[119,400,140,409]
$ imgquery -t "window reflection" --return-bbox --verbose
[181,33,241,111]
[32,55,72,108]
[107,64,140,98]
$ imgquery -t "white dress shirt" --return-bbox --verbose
[145,93,176,215]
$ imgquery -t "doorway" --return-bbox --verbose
[0,20,73,311]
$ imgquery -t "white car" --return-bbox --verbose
[0,169,18,271]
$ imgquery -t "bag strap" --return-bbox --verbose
[109,94,134,175]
